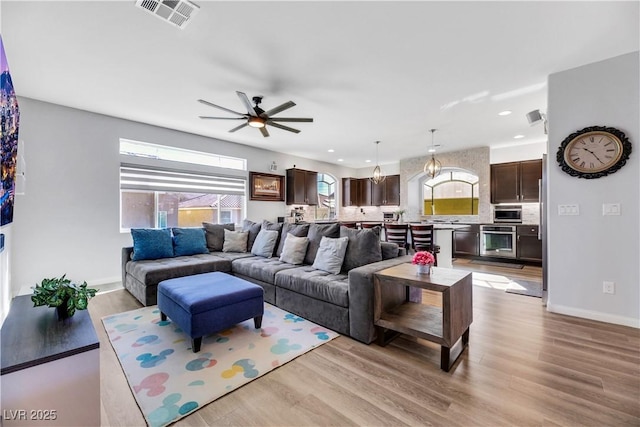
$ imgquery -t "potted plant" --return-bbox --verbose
[31,274,97,320]
[412,251,435,275]
[394,209,406,223]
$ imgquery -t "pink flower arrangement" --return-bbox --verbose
[412,251,435,266]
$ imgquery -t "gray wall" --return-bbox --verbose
[10,98,354,294]
[547,52,639,327]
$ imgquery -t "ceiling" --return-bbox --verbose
[2,1,638,169]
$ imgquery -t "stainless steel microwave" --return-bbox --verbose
[493,205,522,223]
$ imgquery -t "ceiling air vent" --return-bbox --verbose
[135,0,200,29]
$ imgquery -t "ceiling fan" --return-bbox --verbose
[198,91,313,137]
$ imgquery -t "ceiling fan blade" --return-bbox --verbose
[197,99,245,116]
[268,117,314,123]
[267,121,301,134]
[229,122,249,133]
[199,116,246,120]
[264,101,295,117]
[236,91,258,116]
[260,127,270,137]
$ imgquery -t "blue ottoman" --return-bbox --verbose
[157,272,264,353]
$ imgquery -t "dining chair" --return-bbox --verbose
[409,224,440,266]
[339,221,358,229]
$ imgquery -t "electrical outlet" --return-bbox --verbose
[558,204,579,215]
[603,203,621,216]
[603,281,615,294]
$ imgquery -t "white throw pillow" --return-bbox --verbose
[279,233,310,265]
[312,236,349,274]
[222,229,248,253]
[251,229,279,258]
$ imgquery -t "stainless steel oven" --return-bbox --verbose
[493,205,523,223]
[480,225,517,258]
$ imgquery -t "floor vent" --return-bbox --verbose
[135,0,200,29]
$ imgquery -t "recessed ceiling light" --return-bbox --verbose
[514,134,525,139]
[365,159,371,163]
[498,110,512,116]
[337,158,344,162]
[428,148,436,153]
[328,149,335,153]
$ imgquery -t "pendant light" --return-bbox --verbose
[370,141,386,184]
[424,129,442,179]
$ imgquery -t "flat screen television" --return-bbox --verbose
[1,35,20,227]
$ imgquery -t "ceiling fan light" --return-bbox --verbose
[248,116,266,128]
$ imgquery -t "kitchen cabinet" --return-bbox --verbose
[372,174,400,206]
[453,224,480,257]
[286,168,318,205]
[491,159,542,203]
[342,177,371,206]
[517,225,542,262]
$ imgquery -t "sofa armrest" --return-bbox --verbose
[347,255,412,344]
[122,247,134,286]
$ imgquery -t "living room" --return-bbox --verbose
[1,2,638,426]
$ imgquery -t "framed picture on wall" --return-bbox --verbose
[249,172,285,201]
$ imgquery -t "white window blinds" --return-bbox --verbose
[120,164,246,195]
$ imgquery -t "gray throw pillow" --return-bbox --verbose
[242,220,262,251]
[275,222,310,257]
[340,226,382,272]
[261,220,284,257]
[279,233,310,265]
[251,229,279,258]
[222,229,248,253]
[304,222,340,265]
[312,236,349,274]
[202,222,235,252]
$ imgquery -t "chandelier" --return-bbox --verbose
[423,129,442,179]
[370,141,386,184]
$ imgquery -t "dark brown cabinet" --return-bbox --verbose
[286,168,318,205]
[453,224,480,257]
[517,225,542,262]
[371,174,400,206]
[342,177,371,206]
[491,159,542,204]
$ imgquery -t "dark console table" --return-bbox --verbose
[1,295,100,426]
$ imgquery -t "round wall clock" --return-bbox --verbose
[557,126,632,179]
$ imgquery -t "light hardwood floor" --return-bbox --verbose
[89,261,640,426]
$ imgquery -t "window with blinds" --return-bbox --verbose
[119,140,247,231]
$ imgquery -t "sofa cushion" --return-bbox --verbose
[172,227,208,257]
[231,256,299,284]
[242,220,262,251]
[275,266,349,308]
[209,252,256,262]
[202,222,235,252]
[251,229,279,258]
[261,220,284,257]
[275,222,310,256]
[381,242,400,260]
[125,253,232,286]
[312,236,349,274]
[223,229,248,252]
[279,234,309,265]
[131,228,174,261]
[340,226,382,272]
[304,222,340,265]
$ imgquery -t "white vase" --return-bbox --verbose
[416,264,432,275]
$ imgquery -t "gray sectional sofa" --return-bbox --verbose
[122,220,412,344]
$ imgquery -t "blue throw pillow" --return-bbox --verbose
[131,228,174,261]
[172,228,209,257]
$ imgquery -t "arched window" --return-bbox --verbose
[316,173,336,220]
[423,168,479,215]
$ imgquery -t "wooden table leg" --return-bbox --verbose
[376,326,402,347]
[441,346,451,372]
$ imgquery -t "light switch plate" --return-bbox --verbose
[558,204,579,215]
[603,203,621,216]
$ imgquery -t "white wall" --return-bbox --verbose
[490,141,546,164]
[547,52,639,327]
[11,98,355,296]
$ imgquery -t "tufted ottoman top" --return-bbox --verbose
[158,272,264,315]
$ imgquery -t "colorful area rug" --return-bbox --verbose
[102,304,338,427]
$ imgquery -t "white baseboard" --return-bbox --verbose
[546,303,640,329]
